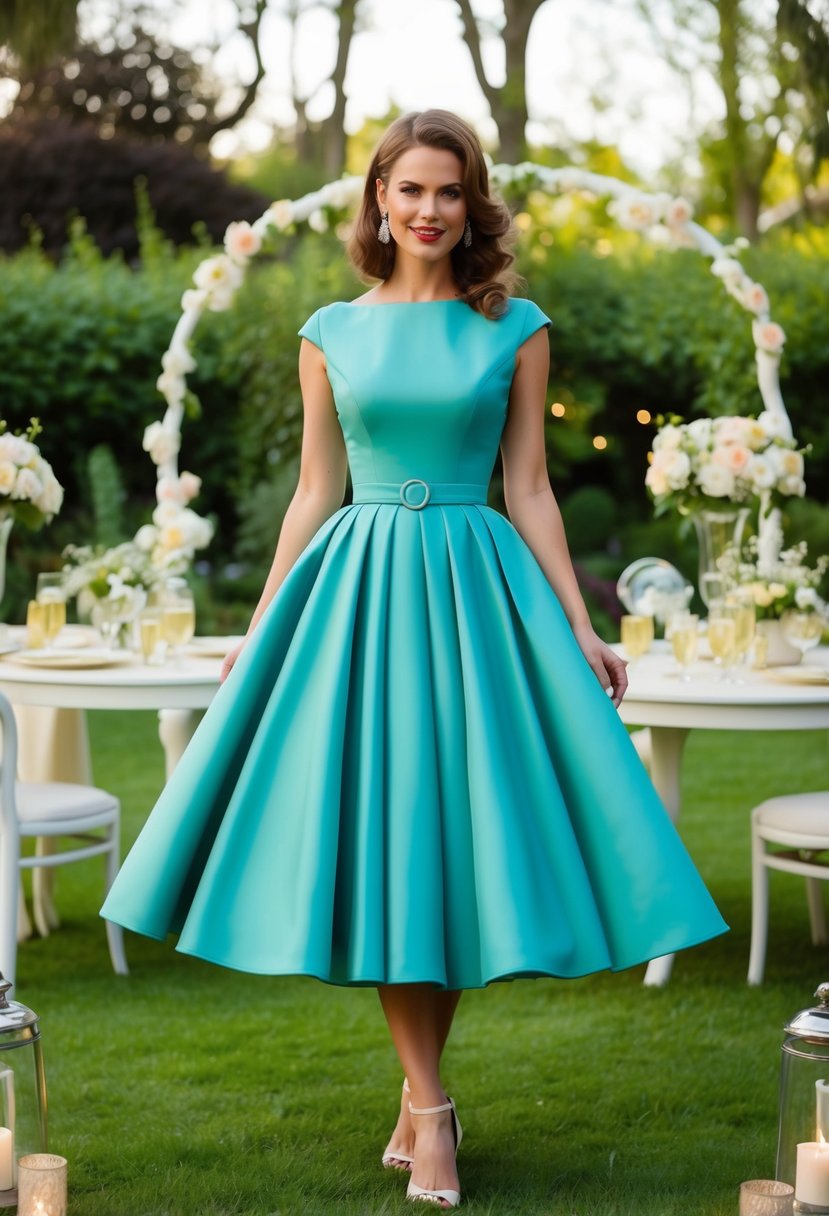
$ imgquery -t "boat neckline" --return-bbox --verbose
[339,298,469,307]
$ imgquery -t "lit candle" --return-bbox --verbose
[796,1137,829,1207]
[17,1153,67,1216]
[817,1079,829,1141]
[0,1126,12,1190]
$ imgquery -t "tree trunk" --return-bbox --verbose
[716,0,773,239]
[498,0,538,163]
[0,0,78,70]
[455,0,545,163]
[322,0,357,179]
[202,0,267,138]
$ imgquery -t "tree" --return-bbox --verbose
[630,0,829,238]
[777,0,829,198]
[0,0,78,69]
[322,0,357,178]
[455,0,548,164]
[5,3,268,152]
[0,118,269,257]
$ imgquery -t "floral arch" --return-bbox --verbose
[141,160,797,579]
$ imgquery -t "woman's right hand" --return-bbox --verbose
[220,640,246,684]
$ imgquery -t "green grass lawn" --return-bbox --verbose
[11,713,829,1215]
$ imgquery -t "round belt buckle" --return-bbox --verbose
[399,478,431,509]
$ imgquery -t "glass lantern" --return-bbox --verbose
[778,982,829,1209]
[0,973,48,1210]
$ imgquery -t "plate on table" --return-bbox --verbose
[185,636,245,658]
[7,648,137,670]
[763,665,829,686]
[54,626,97,649]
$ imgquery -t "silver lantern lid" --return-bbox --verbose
[784,983,829,1044]
[0,972,40,1048]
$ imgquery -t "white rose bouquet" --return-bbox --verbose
[61,541,164,614]
[645,413,807,516]
[717,537,828,621]
[0,418,64,528]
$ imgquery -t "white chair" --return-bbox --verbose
[0,691,128,986]
[748,791,829,985]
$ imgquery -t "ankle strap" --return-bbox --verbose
[408,1100,453,1116]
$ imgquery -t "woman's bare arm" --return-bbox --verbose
[220,337,347,681]
[498,327,628,706]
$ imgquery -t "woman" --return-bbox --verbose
[101,109,727,1209]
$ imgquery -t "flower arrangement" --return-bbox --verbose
[717,537,828,620]
[0,418,64,528]
[645,413,807,516]
[61,540,168,620]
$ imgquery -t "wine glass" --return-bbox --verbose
[36,572,67,648]
[707,611,738,681]
[160,579,196,663]
[620,614,654,665]
[780,609,824,664]
[669,613,699,682]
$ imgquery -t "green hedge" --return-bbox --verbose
[0,219,826,629]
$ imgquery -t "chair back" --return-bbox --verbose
[0,689,19,870]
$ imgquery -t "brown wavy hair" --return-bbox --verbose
[345,109,525,320]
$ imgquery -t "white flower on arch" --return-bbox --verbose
[140,162,794,575]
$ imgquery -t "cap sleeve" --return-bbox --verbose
[517,298,553,345]
[297,306,325,351]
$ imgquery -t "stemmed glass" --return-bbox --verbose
[668,613,699,682]
[159,578,196,663]
[707,607,738,682]
[724,592,756,683]
[620,614,654,667]
[138,608,164,666]
[780,609,825,664]
[35,572,67,648]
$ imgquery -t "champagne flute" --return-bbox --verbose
[670,613,699,682]
[724,594,756,683]
[620,614,654,665]
[26,600,48,649]
[780,609,825,663]
[138,608,164,665]
[160,579,196,663]
[707,611,738,681]
[36,572,67,648]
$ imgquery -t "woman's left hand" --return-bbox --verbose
[572,624,629,708]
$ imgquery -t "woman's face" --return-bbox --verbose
[376,145,467,258]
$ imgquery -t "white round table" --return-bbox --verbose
[0,646,221,775]
[617,643,829,985]
[0,632,225,941]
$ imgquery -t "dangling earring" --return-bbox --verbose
[378,210,391,244]
[463,218,472,248]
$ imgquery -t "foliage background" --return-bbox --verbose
[1,203,827,634]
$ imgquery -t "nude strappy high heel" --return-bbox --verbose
[381,1078,415,1170]
[405,1097,463,1208]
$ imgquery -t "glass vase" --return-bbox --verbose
[756,619,802,667]
[0,514,12,614]
[692,506,751,607]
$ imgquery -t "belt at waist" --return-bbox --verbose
[351,479,488,509]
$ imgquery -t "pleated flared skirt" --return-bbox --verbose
[100,502,728,989]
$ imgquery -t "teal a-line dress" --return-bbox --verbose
[100,296,728,990]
